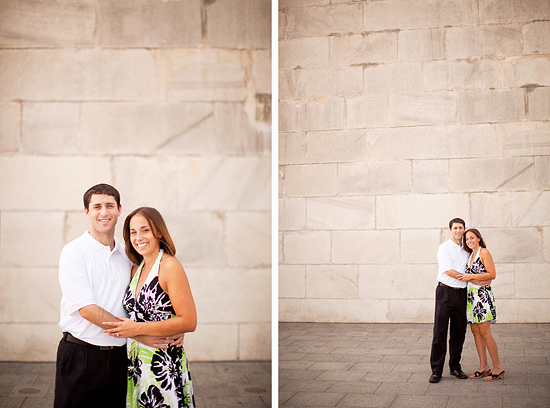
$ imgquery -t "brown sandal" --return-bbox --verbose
[484,371,505,381]
[471,370,491,379]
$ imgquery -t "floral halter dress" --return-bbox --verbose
[465,247,497,324]
[123,249,195,408]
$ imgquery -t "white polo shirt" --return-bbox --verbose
[436,238,469,289]
[58,231,132,346]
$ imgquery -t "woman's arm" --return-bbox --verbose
[458,248,496,282]
[104,256,197,338]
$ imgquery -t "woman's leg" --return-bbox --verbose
[478,321,503,377]
[470,323,490,377]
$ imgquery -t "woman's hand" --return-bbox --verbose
[456,273,472,282]
[103,316,141,338]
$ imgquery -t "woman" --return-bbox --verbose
[104,207,197,407]
[457,228,504,382]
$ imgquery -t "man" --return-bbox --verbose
[54,184,179,408]
[429,218,470,383]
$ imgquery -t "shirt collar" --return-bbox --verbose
[82,231,122,253]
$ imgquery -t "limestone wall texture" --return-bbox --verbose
[279,0,550,323]
[0,0,271,361]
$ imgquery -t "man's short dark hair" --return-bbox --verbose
[83,184,121,210]
[448,218,465,229]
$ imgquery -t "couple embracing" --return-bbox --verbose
[429,218,505,384]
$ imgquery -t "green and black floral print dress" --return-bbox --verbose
[465,248,497,325]
[123,249,195,408]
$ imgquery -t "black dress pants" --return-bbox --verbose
[429,283,467,375]
[54,337,127,408]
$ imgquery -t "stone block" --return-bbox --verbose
[0,0,95,48]
[296,97,345,131]
[515,264,550,299]
[0,212,64,267]
[529,87,550,120]
[0,49,158,101]
[338,161,411,195]
[481,228,542,263]
[449,157,534,192]
[330,32,397,66]
[306,130,366,163]
[491,263,515,299]
[345,96,387,129]
[284,164,337,197]
[295,67,363,99]
[22,103,79,154]
[226,212,271,267]
[279,132,306,165]
[280,0,329,7]
[412,160,449,194]
[279,100,298,132]
[279,10,286,41]
[0,268,59,323]
[186,268,270,323]
[0,156,112,210]
[458,89,525,124]
[364,124,499,160]
[279,37,330,70]
[81,103,215,155]
[214,103,271,155]
[388,300,434,323]
[359,265,435,299]
[177,157,271,211]
[286,3,362,39]
[523,21,550,54]
[497,299,550,323]
[114,157,180,212]
[206,0,270,49]
[423,59,499,91]
[332,230,400,264]
[64,212,91,245]
[279,70,297,100]
[252,50,272,95]
[307,196,375,230]
[376,194,470,229]
[279,298,390,323]
[446,25,523,59]
[400,230,440,264]
[161,213,225,267]
[0,323,60,361]
[503,57,550,88]
[160,49,247,102]
[501,121,550,156]
[239,323,271,360]
[479,0,550,24]
[535,157,550,190]
[279,265,306,298]
[363,0,477,31]
[283,231,331,264]
[99,0,201,47]
[279,198,306,231]
[512,192,550,227]
[398,28,445,62]
[306,265,359,299]
[184,323,238,361]
[364,63,423,94]
[470,193,513,228]
[0,102,20,153]
[388,94,457,126]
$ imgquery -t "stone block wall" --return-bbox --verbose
[0,0,271,361]
[279,0,550,323]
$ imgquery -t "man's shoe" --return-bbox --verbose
[429,373,442,383]
[450,369,468,379]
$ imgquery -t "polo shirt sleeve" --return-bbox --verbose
[437,242,453,275]
[59,244,96,316]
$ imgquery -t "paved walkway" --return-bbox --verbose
[280,322,550,407]
[0,360,271,407]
